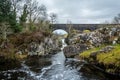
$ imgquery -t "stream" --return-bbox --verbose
[0,51,104,80]
[0,38,107,80]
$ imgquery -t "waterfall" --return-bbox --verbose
[61,39,67,50]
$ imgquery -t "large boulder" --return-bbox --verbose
[27,36,61,56]
[63,44,88,57]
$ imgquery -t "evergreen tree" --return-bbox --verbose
[0,0,22,33]
[19,4,29,28]
[9,10,22,33]
[10,0,23,33]
[0,0,11,23]
[0,0,11,40]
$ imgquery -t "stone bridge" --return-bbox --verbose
[52,24,120,32]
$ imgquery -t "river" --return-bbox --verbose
[0,38,107,80]
[0,51,105,80]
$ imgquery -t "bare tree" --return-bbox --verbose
[39,5,48,22]
[27,0,37,23]
[37,5,48,30]
[11,0,22,12]
[50,13,57,24]
[66,20,73,34]
[112,14,120,24]
[22,0,48,30]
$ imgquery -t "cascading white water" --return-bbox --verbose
[61,39,67,50]
[33,38,82,80]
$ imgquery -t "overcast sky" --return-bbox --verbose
[39,0,120,24]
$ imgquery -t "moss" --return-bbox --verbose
[97,44,120,67]
[83,30,91,33]
[80,44,120,73]
[80,46,101,59]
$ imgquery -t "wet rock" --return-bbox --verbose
[0,56,21,71]
[80,64,111,80]
[63,44,88,58]
[65,58,85,71]
[25,56,51,72]
[80,63,120,80]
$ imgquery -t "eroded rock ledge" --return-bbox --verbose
[64,26,120,78]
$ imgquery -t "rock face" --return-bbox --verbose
[8,31,62,56]
[64,26,120,59]
[68,27,120,48]
[64,26,120,78]
[27,36,61,56]
[63,44,88,57]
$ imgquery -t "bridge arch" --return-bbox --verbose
[52,29,68,35]
[52,29,68,38]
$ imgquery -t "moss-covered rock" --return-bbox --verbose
[80,44,120,76]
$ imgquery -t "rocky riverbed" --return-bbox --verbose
[0,51,113,80]
[0,27,120,80]
[63,26,120,79]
